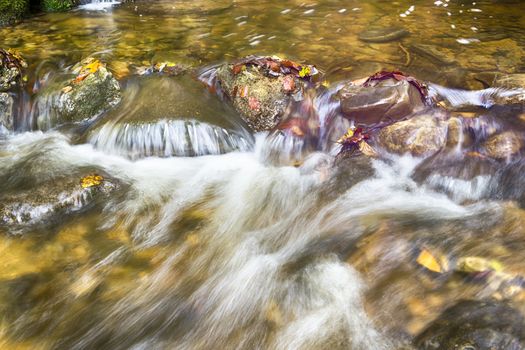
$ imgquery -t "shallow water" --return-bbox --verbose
[1,1,525,349]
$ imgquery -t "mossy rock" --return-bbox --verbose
[0,172,119,233]
[41,0,78,12]
[0,0,29,26]
[34,57,121,130]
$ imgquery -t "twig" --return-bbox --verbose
[398,43,411,67]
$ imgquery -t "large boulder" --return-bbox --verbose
[0,173,118,232]
[212,56,317,132]
[338,71,428,126]
[372,112,448,156]
[88,74,253,159]
[33,57,121,130]
[415,299,525,350]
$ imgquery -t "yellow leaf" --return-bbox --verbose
[359,141,378,158]
[417,248,442,273]
[337,128,355,144]
[83,60,102,74]
[80,174,104,188]
[298,66,311,78]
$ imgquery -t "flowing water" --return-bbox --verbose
[1,1,525,349]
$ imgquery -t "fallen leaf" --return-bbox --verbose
[282,75,296,93]
[62,86,73,94]
[72,73,89,84]
[456,256,502,274]
[417,248,443,273]
[337,128,355,144]
[248,97,260,111]
[290,125,304,137]
[83,60,102,74]
[80,174,104,189]
[232,64,245,75]
[298,66,311,78]
[359,141,378,158]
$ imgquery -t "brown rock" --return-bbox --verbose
[483,131,523,160]
[374,113,448,156]
[338,74,427,126]
[214,56,316,132]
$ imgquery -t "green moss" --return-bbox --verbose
[0,0,29,26]
[41,0,78,12]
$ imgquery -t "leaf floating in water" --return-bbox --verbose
[456,256,503,274]
[80,174,104,189]
[61,86,73,93]
[416,248,446,273]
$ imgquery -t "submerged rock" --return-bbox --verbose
[213,56,317,132]
[373,112,448,156]
[88,75,252,159]
[358,27,409,43]
[34,57,121,130]
[0,173,118,232]
[338,71,428,126]
[415,299,525,350]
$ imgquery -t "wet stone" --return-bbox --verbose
[34,57,121,130]
[214,56,315,132]
[415,299,525,350]
[373,112,448,156]
[338,73,427,126]
[0,173,118,233]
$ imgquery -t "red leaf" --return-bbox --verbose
[248,97,260,111]
[232,64,244,75]
[282,75,296,93]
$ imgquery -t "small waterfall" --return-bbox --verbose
[79,0,121,10]
[89,119,252,159]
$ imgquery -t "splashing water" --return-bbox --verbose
[79,0,121,11]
